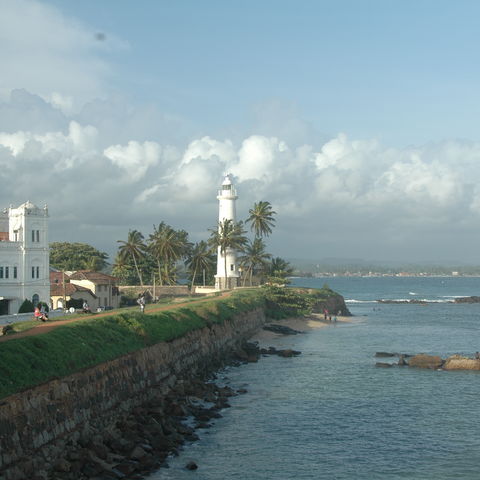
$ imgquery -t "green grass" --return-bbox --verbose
[0,289,266,399]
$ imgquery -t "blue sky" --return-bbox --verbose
[2,0,480,263]
[45,0,480,146]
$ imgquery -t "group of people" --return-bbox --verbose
[34,304,49,322]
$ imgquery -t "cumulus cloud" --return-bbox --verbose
[104,141,161,182]
[2,107,480,261]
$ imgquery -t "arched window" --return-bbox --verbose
[32,294,39,306]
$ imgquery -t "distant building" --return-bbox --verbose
[214,174,240,290]
[0,202,50,315]
[67,270,120,310]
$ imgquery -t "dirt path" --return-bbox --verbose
[0,292,231,343]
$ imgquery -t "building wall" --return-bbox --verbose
[0,203,50,314]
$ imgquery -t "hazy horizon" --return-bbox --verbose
[2,1,480,264]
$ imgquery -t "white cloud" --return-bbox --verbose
[103,140,161,182]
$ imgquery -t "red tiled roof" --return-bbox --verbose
[0,232,9,241]
[68,270,117,283]
[50,283,97,298]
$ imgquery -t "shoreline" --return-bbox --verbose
[250,313,352,343]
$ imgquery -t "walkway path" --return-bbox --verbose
[0,292,231,343]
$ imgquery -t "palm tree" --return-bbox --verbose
[239,237,272,286]
[148,223,192,285]
[209,219,247,290]
[268,257,294,279]
[117,230,146,286]
[185,240,215,291]
[246,201,276,238]
[112,253,134,285]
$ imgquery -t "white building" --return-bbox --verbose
[0,202,50,315]
[214,174,240,290]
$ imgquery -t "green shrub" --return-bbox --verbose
[18,299,34,313]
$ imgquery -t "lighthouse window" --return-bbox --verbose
[0,267,3,279]
[223,184,231,191]
[32,230,35,242]
[13,266,17,279]
[36,230,40,242]
[36,266,40,278]
[230,264,234,271]
[5,267,8,279]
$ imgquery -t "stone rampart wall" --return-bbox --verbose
[0,308,266,479]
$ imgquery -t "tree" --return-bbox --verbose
[148,223,192,285]
[268,257,294,279]
[117,230,146,286]
[209,219,247,290]
[239,238,272,286]
[246,201,276,238]
[50,242,109,271]
[185,240,215,290]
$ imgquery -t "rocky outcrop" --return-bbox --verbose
[404,354,443,369]
[443,355,480,370]
[454,296,480,304]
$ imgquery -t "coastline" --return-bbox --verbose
[250,313,352,343]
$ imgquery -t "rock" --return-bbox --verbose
[408,354,443,369]
[130,446,146,460]
[277,349,301,358]
[375,352,398,357]
[443,355,480,370]
[185,461,198,470]
[454,296,480,303]
[397,355,408,366]
[263,324,302,335]
[53,459,71,472]
[375,362,393,368]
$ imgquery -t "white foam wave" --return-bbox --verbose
[345,299,376,304]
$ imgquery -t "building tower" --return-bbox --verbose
[214,174,240,290]
[0,201,49,314]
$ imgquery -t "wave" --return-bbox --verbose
[376,298,453,304]
[345,299,377,304]
[409,292,417,295]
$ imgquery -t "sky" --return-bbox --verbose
[2,0,480,264]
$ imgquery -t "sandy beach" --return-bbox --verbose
[250,313,351,343]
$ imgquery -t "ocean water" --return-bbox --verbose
[150,277,480,479]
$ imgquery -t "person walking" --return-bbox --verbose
[137,295,145,313]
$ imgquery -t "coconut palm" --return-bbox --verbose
[246,201,276,238]
[148,223,192,285]
[268,257,294,279]
[239,237,272,286]
[209,219,247,290]
[117,230,146,286]
[185,240,215,291]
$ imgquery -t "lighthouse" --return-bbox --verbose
[215,174,240,290]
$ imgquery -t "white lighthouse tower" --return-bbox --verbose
[215,174,240,290]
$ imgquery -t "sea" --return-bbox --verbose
[149,276,480,480]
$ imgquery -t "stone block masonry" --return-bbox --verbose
[0,308,266,480]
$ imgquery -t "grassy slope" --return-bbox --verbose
[0,290,265,399]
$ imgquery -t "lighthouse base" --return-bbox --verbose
[214,276,239,290]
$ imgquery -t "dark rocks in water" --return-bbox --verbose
[186,461,198,470]
[454,296,480,303]
[375,362,393,368]
[259,346,301,358]
[263,324,303,335]
[397,355,408,366]
[277,349,301,358]
[375,352,397,357]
